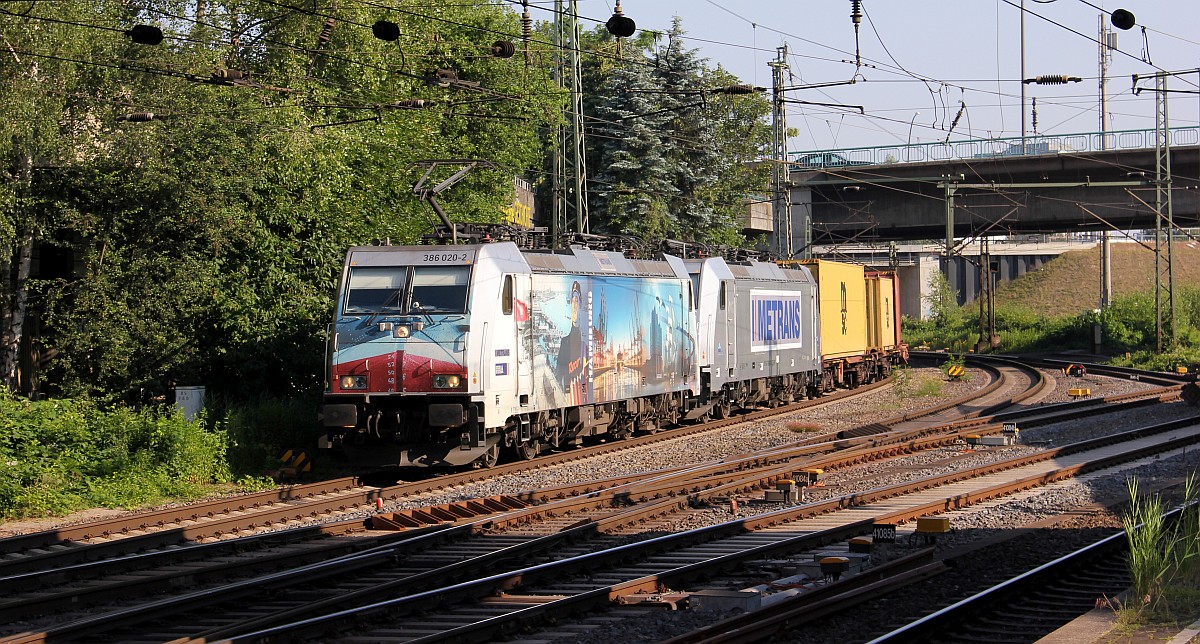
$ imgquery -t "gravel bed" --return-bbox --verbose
[505,370,1198,644]
[529,437,1199,644]
[378,368,988,508]
[0,367,1192,642]
[377,367,1165,511]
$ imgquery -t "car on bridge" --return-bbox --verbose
[791,152,872,169]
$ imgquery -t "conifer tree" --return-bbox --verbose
[590,50,677,241]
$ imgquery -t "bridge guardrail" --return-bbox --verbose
[789,125,1200,169]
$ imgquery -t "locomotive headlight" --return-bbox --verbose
[339,375,368,390]
[393,324,411,338]
[433,374,462,389]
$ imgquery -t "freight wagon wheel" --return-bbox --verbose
[473,444,500,469]
[513,440,540,460]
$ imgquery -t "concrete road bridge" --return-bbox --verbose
[769,128,1200,251]
[761,128,1200,319]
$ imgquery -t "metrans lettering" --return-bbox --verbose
[751,291,807,351]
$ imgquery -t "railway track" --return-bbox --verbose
[0,378,914,575]
[196,412,1198,643]
[0,477,374,574]
[871,526,1134,643]
[0,360,1188,643]
[1,364,1188,643]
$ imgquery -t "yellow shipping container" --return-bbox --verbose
[800,259,867,360]
[865,273,897,352]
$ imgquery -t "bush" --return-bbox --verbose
[203,394,321,476]
[0,395,233,519]
[891,365,944,398]
[902,284,1200,361]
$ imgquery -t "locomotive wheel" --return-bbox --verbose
[473,444,499,468]
[513,440,540,460]
[713,402,732,419]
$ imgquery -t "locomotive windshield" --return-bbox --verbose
[344,267,408,314]
[410,266,470,313]
[342,265,470,315]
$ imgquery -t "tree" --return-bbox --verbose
[651,19,719,238]
[3,0,560,402]
[589,49,677,241]
[580,18,771,248]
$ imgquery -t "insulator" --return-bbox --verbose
[1111,8,1135,30]
[491,40,515,58]
[125,24,164,45]
[392,99,427,108]
[119,112,155,122]
[1035,75,1070,85]
[317,17,336,46]
[606,14,636,38]
[850,0,862,25]
[717,84,756,95]
[212,68,247,80]
[521,7,532,43]
[372,20,400,42]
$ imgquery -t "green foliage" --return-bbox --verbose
[204,394,322,475]
[1,1,560,403]
[902,281,1200,367]
[925,271,964,326]
[0,394,233,519]
[890,365,944,397]
[1121,475,1200,622]
[584,20,770,247]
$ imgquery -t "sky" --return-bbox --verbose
[565,0,1200,154]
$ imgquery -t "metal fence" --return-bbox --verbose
[789,126,1200,168]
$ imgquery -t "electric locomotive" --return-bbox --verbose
[318,241,698,468]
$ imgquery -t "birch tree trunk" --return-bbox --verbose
[1,151,33,393]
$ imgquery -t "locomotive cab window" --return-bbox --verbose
[502,275,514,315]
[344,267,408,314]
[410,266,471,313]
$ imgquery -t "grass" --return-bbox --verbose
[996,242,1200,316]
[1117,475,1200,628]
[903,242,1200,364]
[891,365,945,398]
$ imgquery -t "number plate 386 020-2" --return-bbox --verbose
[417,250,475,264]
